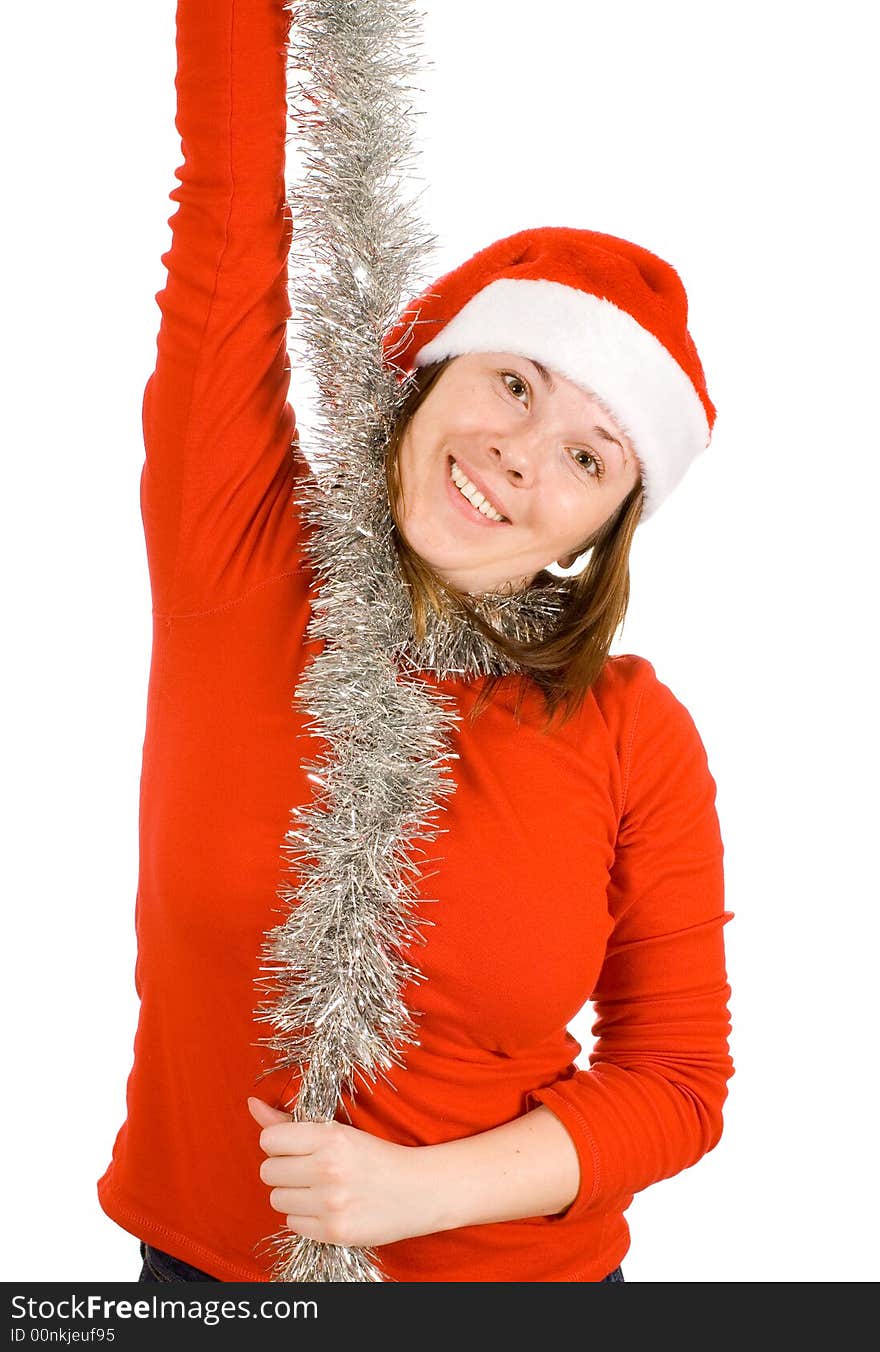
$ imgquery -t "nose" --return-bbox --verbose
[489,428,544,486]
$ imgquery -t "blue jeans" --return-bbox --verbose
[138,1240,220,1283]
[138,1240,624,1283]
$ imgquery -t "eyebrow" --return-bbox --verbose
[528,359,627,462]
[529,359,557,393]
[593,425,625,454]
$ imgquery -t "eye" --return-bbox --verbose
[569,448,605,479]
[501,371,530,403]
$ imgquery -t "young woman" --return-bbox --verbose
[98,0,733,1284]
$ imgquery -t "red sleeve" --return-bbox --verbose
[141,0,310,617]
[526,661,734,1219]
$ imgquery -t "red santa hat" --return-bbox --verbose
[382,226,716,521]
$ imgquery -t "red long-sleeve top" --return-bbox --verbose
[96,0,734,1283]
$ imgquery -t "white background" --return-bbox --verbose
[2,0,878,1284]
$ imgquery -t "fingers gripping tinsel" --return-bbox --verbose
[252,0,570,1283]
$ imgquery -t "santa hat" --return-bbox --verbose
[382,226,716,521]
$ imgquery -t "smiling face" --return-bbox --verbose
[394,352,642,596]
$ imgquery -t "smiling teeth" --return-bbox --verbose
[450,460,506,521]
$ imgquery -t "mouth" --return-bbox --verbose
[447,456,511,526]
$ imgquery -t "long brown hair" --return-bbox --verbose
[384,359,644,729]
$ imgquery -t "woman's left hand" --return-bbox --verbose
[247,1097,435,1248]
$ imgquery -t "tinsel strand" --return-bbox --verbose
[252,0,570,1283]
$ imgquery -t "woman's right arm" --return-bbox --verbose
[142,0,309,618]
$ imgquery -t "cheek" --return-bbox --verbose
[396,435,420,507]
[397,410,458,502]
[541,482,593,540]
[395,431,442,541]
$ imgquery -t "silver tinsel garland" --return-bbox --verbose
[252,0,570,1283]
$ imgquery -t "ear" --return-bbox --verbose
[555,547,582,570]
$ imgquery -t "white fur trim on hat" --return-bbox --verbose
[413,278,711,520]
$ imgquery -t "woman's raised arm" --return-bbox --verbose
[141,0,308,618]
